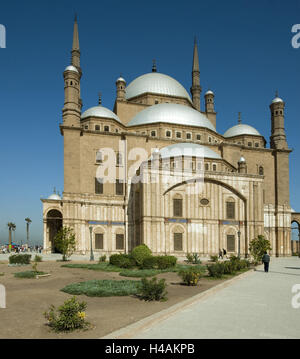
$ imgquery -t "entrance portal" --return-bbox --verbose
[47,210,62,253]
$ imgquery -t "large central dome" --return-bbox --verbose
[127,103,216,132]
[125,72,192,103]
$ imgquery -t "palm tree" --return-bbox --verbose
[7,222,14,251]
[25,218,32,248]
[12,223,16,246]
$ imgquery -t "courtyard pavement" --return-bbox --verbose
[105,257,300,339]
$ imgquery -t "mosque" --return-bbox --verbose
[42,18,299,257]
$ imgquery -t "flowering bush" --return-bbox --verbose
[44,296,90,332]
[179,268,202,286]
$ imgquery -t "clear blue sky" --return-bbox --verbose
[0,0,299,245]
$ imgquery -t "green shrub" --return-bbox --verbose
[131,244,152,267]
[186,253,194,263]
[178,268,202,286]
[44,296,90,332]
[14,271,46,278]
[192,253,201,264]
[223,261,235,275]
[98,255,106,263]
[141,256,158,269]
[207,262,224,278]
[34,255,43,262]
[137,277,167,301]
[120,268,162,277]
[61,279,140,297]
[210,255,218,263]
[9,254,31,265]
[109,254,136,268]
[156,255,177,269]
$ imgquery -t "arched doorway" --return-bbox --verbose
[291,220,300,256]
[47,210,62,253]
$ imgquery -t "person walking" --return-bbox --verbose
[222,248,227,259]
[262,251,270,272]
[218,249,223,259]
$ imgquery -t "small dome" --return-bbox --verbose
[81,105,121,123]
[64,65,79,73]
[125,72,192,103]
[117,77,126,83]
[224,124,261,137]
[48,193,61,200]
[239,156,246,163]
[205,90,214,96]
[127,103,216,132]
[272,97,284,104]
[150,143,222,160]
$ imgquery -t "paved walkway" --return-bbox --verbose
[108,257,300,339]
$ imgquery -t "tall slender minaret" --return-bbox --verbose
[190,38,201,111]
[270,92,288,150]
[62,17,82,194]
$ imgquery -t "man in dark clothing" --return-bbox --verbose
[262,251,270,272]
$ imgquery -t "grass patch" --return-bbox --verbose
[61,279,140,297]
[120,269,166,277]
[204,267,250,280]
[61,263,123,272]
[14,271,47,278]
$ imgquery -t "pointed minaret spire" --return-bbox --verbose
[98,92,102,105]
[71,14,81,70]
[192,37,200,73]
[190,37,201,111]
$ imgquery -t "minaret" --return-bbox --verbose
[270,92,288,150]
[116,76,126,100]
[62,18,82,195]
[204,89,216,128]
[62,17,82,126]
[238,156,247,174]
[190,38,201,111]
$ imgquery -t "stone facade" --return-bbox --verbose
[41,19,294,258]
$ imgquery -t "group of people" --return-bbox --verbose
[218,248,227,259]
[0,244,43,254]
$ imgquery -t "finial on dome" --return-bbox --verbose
[275,90,279,98]
[74,13,77,22]
[98,92,102,105]
[152,59,157,73]
[238,112,242,124]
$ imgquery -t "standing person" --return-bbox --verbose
[223,248,227,258]
[218,249,223,259]
[262,251,270,272]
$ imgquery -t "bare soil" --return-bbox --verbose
[0,260,226,339]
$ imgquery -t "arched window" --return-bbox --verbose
[104,126,109,132]
[166,130,171,137]
[95,125,100,131]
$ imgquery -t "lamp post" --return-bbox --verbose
[237,230,241,258]
[89,226,94,261]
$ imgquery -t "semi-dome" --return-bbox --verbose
[127,103,216,132]
[64,65,79,73]
[81,105,121,123]
[150,143,222,160]
[48,193,61,200]
[125,72,192,103]
[223,124,261,137]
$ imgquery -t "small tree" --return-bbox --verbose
[249,235,272,264]
[54,227,76,261]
